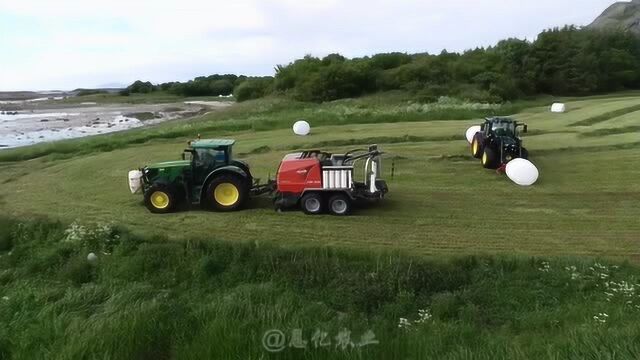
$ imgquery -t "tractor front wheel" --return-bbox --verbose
[328,194,351,216]
[206,174,248,212]
[471,133,484,159]
[301,192,324,215]
[520,147,529,160]
[482,146,499,169]
[144,184,178,214]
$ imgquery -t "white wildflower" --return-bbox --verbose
[593,313,608,324]
[564,266,580,280]
[571,273,580,280]
[538,261,551,273]
[415,309,433,324]
[64,221,87,243]
[398,318,412,330]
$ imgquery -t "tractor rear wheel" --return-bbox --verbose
[206,174,248,212]
[471,133,484,159]
[482,146,499,169]
[301,192,324,215]
[144,184,178,214]
[328,194,351,216]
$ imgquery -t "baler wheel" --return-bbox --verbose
[301,192,324,215]
[328,194,351,216]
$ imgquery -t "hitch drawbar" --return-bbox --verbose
[250,180,276,196]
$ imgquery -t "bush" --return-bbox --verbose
[162,74,241,97]
[370,52,413,70]
[233,77,273,102]
[209,79,234,96]
[127,80,156,94]
[285,60,376,102]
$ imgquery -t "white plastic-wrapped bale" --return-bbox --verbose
[505,159,539,186]
[293,120,311,136]
[128,170,143,194]
[550,103,567,113]
[465,125,482,144]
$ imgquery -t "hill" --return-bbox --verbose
[589,0,640,33]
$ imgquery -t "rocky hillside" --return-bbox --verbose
[589,0,640,33]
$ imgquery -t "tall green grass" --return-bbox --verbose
[1,218,639,359]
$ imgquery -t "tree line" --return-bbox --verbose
[122,26,640,103]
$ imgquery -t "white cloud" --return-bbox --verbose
[0,0,617,90]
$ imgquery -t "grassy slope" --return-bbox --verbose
[0,94,638,259]
[1,219,639,359]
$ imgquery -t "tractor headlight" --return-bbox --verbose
[506,155,513,161]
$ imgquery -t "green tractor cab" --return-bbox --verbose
[470,117,529,169]
[129,139,264,214]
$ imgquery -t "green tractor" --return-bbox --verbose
[470,117,529,169]
[128,139,270,214]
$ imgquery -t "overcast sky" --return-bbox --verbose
[0,0,620,91]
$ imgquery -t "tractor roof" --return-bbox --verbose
[190,139,235,148]
[486,116,515,123]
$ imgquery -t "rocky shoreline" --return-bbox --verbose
[0,100,231,149]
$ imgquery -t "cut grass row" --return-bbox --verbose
[581,125,640,137]
[570,103,640,127]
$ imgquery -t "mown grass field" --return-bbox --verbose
[1,92,639,358]
[0,93,638,259]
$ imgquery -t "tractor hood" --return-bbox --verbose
[146,160,191,169]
